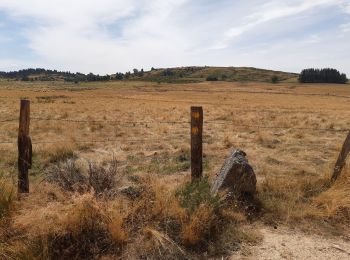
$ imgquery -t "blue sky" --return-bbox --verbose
[0,0,349,75]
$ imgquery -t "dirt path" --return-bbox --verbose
[231,226,350,260]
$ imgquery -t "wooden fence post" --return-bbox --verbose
[331,131,350,182]
[18,99,32,194]
[191,106,203,182]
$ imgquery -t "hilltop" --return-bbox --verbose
[141,66,298,83]
[0,66,299,83]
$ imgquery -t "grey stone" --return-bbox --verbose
[211,149,256,196]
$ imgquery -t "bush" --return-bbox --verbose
[176,178,220,214]
[206,75,218,81]
[88,158,119,196]
[271,75,279,84]
[46,158,119,197]
[46,159,87,193]
[162,68,174,77]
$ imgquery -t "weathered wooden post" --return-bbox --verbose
[191,106,203,182]
[332,131,350,182]
[18,99,32,194]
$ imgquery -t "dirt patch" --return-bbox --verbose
[231,225,350,259]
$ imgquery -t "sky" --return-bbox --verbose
[0,0,349,75]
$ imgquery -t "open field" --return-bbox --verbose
[1,80,350,258]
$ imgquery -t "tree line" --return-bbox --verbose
[0,68,147,83]
[299,68,348,84]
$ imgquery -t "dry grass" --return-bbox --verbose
[0,176,14,219]
[1,80,350,257]
[181,204,215,246]
[1,160,255,259]
[256,166,350,236]
[12,193,122,259]
[311,167,350,225]
[47,145,76,164]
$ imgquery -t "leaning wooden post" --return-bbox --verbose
[332,131,350,183]
[18,99,32,194]
[191,106,203,182]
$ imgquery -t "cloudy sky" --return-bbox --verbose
[0,0,349,75]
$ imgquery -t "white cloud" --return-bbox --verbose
[0,35,11,44]
[302,34,321,44]
[340,22,350,32]
[0,0,191,73]
[214,0,346,49]
[0,58,35,71]
[344,2,350,13]
[0,0,349,75]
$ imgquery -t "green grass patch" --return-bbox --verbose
[176,177,221,213]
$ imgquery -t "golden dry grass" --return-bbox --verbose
[1,80,350,258]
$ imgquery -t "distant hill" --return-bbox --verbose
[0,66,298,83]
[141,66,298,83]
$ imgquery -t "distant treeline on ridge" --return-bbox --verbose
[299,68,348,84]
[0,68,124,82]
[0,67,348,84]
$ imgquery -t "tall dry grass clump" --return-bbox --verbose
[0,177,14,219]
[181,203,215,246]
[12,192,128,259]
[0,175,14,260]
[3,156,257,259]
[257,172,330,224]
[311,167,350,225]
[123,176,251,258]
[257,166,350,233]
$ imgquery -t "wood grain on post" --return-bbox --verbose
[18,99,32,194]
[191,106,203,182]
[332,131,350,182]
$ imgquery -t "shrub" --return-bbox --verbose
[271,75,279,83]
[46,158,119,197]
[88,158,119,197]
[206,75,218,81]
[46,159,87,193]
[176,177,220,213]
[162,68,174,77]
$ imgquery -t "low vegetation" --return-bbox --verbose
[0,66,299,83]
[0,79,349,258]
[0,157,259,259]
[142,66,297,83]
[2,153,348,258]
[0,176,13,219]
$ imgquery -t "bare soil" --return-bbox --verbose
[231,225,350,259]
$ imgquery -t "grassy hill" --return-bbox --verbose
[0,66,299,84]
[138,66,299,83]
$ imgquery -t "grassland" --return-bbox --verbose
[136,66,298,83]
[0,80,350,259]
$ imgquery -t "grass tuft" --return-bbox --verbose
[176,177,220,213]
[0,176,14,219]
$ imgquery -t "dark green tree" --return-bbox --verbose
[299,68,347,84]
